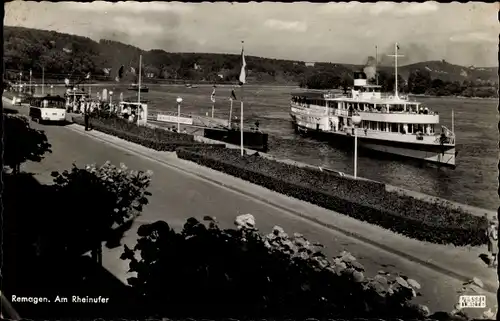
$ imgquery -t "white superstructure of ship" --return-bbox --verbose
[289,43,456,167]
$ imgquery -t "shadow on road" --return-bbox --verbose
[3,107,19,114]
[2,172,139,319]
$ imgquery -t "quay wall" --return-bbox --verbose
[192,136,495,219]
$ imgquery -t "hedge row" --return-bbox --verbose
[73,116,225,152]
[176,147,487,246]
[91,114,195,142]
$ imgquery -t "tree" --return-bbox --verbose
[3,114,52,174]
[407,69,432,94]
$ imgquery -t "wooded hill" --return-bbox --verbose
[4,26,498,86]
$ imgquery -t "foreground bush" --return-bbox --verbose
[4,113,52,173]
[72,116,224,151]
[176,147,487,246]
[47,162,153,262]
[121,214,429,319]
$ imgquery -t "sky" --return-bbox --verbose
[5,1,499,67]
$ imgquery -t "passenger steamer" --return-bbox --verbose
[290,44,456,167]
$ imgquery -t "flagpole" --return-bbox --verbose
[239,41,245,156]
[138,55,142,106]
[240,85,244,156]
[228,98,233,129]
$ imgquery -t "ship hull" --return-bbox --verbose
[291,116,456,168]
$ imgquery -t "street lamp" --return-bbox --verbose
[50,85,54,96]
[352,114,362,179]
[176,97,183,132]
[109,91,114,105]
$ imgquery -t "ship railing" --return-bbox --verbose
[433,125,455,145]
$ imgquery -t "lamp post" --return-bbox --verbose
[50,85,53,96]
[176,97,183,132]
[29,69,32,95]
[73,87,77,112]
[109,91,114,105]
[351,114,362,179]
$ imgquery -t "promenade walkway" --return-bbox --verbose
[5,98,497,317]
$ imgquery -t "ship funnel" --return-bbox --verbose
[353,71,367,87]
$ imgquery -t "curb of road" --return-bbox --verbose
[65,123,498,294]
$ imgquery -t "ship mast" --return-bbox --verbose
[387,43,404,99]
[375,45,378,86]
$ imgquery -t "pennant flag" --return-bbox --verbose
[397,44,400,51]
[238,42,246,86]
[230,89,237,101]
[103,68,110,75]
[130,67,136,75]
[211,86,216,103]
[85,72,91,79]
[115,65,124,82]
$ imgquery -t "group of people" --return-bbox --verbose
[486,215,498,268]
[67,99,118,115]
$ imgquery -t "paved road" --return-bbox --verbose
[6,101,497,317]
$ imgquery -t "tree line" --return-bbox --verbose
[301,69,498,98]
[4,26,498,97]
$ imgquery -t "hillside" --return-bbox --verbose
[3,25,498,85]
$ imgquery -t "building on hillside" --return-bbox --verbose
[305,62,315,67]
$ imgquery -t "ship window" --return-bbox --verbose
[391,123,398,132]
[408,124,413,133]
[380,122,387,132]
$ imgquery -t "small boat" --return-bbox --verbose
[127,84,149,93]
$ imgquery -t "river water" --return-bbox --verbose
[56,84,499,210]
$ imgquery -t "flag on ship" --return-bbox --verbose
[130,67,136,75]
[64,78,70,86]
[115,65,124,82]
[238,42,246,86]
[103,68,111,75]
[85,72,91,79]
[230,88,237,100]
[397,44,400,50]
[211,86,216,103]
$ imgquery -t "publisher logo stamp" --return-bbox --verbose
[459,295,486,309]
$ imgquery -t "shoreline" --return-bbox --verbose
[190,133,495,218]
[3,93,496,214]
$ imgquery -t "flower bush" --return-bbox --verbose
[4,113,52,173]
[176,147,487,246]
[72,116,225,152]
[46,162,153,261]
[121,214,429,319]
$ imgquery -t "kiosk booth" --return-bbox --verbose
[119,100,148,126]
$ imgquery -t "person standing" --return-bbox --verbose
[84,101,90,131]
[487,217,498,268]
